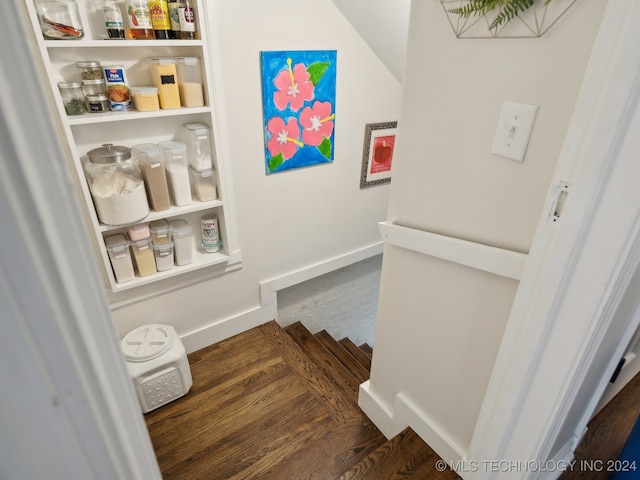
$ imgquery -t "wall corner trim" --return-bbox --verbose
[359,381,466,467]
[379,221,527,280]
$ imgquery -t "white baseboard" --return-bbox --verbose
[359,380,465,466]
[180,304,276,354]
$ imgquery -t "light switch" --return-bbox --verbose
[491,101,538,162]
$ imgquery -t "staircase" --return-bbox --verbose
[273,321,444,479]
[145,321,455,479]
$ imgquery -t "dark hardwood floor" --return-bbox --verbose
[144,321,458,479]
[145,320,640,479]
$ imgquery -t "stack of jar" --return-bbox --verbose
[104,218,194,283]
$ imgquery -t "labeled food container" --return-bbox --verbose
[36,0,84,39]
[158,140,191,206]
[127,223,150,241]
[58,81,86,115]
[201,213,221,253]
[153,241,174,272]
[85,94,110,113]
[149,58,180,109]
[85,144,150,225]
[130,86,159,112]
[169,219,193,266]
[132,143,170,211]
[103,65,132,111]
[150,219,171,244]
[189,166,217,202]
[176,57,204,107]
[130,237,156,276]
[105,234,134,283]
[178,123,213,171]
[77,61,103,80]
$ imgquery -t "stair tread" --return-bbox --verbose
[337,428,444,480]
[358,343,373,359]
[285,323,362,395]
[339,337,372,372]
[259,321,360,423]
[315,330,370,383]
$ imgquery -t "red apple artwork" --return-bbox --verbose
[371,135,395,174]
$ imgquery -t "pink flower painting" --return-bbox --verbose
[261,50,337,173]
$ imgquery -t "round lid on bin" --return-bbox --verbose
[121,324,176,362]
[87,143,131,164]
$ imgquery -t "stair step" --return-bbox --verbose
[358,343,373,359]
[315,330,370,383]
[337,428,439,480]
[259,321,360,423]
[339,337,372,373]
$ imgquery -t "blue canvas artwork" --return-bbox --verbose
[260,50,337,174]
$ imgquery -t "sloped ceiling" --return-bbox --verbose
[331,0,410,83]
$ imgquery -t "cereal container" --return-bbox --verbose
[149,58,181,109]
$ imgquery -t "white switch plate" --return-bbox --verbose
[492,101,538,162]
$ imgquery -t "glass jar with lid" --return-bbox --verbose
[35,0,84,39]
[84,143,150,225]
[58,81,86,115]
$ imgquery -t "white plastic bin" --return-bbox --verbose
[121,324,192,413]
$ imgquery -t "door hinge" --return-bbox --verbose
[548,182,571,223]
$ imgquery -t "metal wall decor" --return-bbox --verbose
[441,0,577,39]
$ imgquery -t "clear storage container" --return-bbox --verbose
[85,144,150,225]
[150,219,171,244]
[149,57,181,109]
[132,143,170,211]
[189,166,217,202]
[127,223,150,241]
[35,0,84,39]
[82,79,107,96]
[130,86,159,112]
[130,237,156,276]
[76,61,103,80]
[169,219,193,266]
[176,57,204,107]
[153,241,174,271]
[158,140,191,206]
[58,81,86,115]
[177,123,213,171]
[105,234,134,283]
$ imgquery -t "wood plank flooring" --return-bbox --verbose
[145,321,458,479]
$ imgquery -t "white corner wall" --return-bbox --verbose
[361,0,608,466]
[110,0,401,351]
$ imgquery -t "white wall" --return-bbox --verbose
[362,0,608,460]
[111,0,401,349]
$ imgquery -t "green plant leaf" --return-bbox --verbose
[307,62,330,86]
[268,153,284,172]
[488,0,534,30]
[318,138,332,159]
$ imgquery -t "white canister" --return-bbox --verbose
[169,219,193,266]
[158,140,191,207]
[201,214,221,253]
[104,234,134,283]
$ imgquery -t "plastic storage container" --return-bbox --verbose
[58,81,86,115]
[127,223,150,241]
[85,144,150,225]
[158,140,191,206]
[153,241,174,271]
[132,143,170,211]
[104,234,134,283]
[189,167,217,202]
[176,57,204,107]
[149,58,181,109]
[150,219,171,244]
[169,219,193,266]
[178,123,213,171]
[130,236,156,276]
[130,86,159,112]
[120,324,192,413]
[35,0,84,39]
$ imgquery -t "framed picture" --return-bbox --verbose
[360,121,397,188]
[260,50,337,174]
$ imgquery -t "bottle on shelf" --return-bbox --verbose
[125,0,154,39]
[148,0,171,40]
[178,0,197,40]
[166,0,184,39]
[102,0,125,39]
